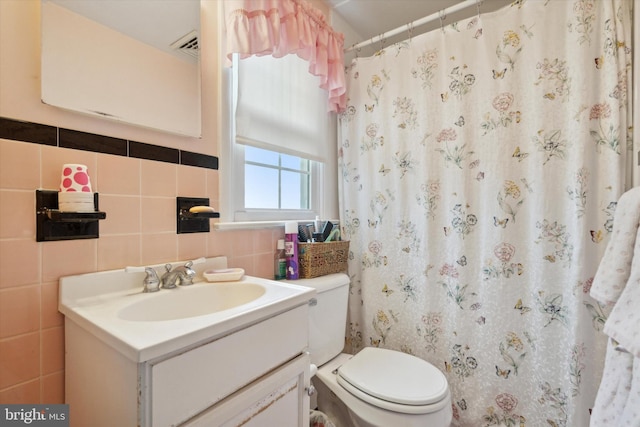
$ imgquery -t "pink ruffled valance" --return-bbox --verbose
[224,0,346,112]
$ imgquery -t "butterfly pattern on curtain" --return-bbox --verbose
[337,0,633,426]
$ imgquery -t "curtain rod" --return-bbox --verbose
[344,0,480,53]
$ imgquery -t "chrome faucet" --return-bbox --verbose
[160,261,196,289]
[127,258,204,293]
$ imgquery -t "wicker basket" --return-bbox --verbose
[298,241,349,279]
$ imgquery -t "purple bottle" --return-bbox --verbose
[284,221,299,280]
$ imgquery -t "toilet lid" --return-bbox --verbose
[337,347,448,407]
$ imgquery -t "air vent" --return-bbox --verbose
[171,30,199,59]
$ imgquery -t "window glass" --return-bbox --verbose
[245,163,278,209]
[245,146,279,166]
[281,153,305,170]
[244,149,311,211]
[281,169,309,210]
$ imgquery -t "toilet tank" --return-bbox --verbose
[285,273,350,366]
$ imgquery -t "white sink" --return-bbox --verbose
[118,282,266,321]
[59,257,315,362]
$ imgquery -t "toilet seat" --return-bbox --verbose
[336,347,449,415]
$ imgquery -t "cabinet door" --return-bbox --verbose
[150,305,308,426]
[185,353,310,427]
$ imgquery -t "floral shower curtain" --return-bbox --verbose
[337,1,632,426]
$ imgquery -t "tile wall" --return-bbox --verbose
[0,120,283,403]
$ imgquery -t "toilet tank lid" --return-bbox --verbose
[284,273,349,293]
[338,347,448,406]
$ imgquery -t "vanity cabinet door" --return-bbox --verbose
[185,353,311,427]
[149,305,308,426]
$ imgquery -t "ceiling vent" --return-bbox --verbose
[171,30,199,59]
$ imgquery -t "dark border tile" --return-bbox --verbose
[0,117,57,146]
[59,128,127,156]
[181,150,218,170]
[0,116,219,172]
[129,141,179,164]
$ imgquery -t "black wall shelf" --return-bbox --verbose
[177,197,219,234]
[36,190,106,242]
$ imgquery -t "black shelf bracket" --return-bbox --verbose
[36,190,106,242]
[177,197,219,234]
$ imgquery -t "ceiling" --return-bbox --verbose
[329,0,513,57]
[49,0,514,63]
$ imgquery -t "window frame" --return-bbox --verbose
[231,142,324,222]
[219,53,335,226]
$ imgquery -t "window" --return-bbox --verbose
[244,146,311,210]
[221,52,336,223]
[230,143,323,222]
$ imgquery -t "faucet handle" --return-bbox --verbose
[142,267,160,292]
[180,260,198,286]
[177,258,204,286]
[125,265,160,292]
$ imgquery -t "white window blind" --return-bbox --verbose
[234,53,330,163]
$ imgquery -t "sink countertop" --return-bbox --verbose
[59,257,316,362]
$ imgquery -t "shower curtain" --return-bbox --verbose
[337,1,632,426]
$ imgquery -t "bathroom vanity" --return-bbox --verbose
[59,258,315,427]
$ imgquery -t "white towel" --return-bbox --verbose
[590,187,640,427]
[590,339,640,426]
[591,186,640,356]
[606,290,640,358]
[591,187,640,305]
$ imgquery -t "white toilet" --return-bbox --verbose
[291,273,452,427]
